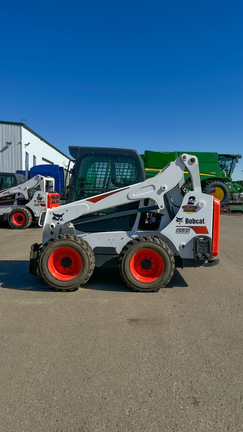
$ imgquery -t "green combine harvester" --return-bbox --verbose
[142,151,242,207]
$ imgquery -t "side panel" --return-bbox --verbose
[0,124,22,172]
[75,192,214,260]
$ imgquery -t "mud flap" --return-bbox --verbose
[29,243,41,275]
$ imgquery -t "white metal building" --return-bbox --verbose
[0,121,72,173]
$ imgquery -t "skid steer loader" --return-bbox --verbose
[0,175,60,229]
[30,154,220,292]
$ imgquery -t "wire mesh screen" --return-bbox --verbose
[74,156,139,201]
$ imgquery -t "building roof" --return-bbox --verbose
[0,121,71,160]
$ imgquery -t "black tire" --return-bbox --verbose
[38,234,95,291]
[8,207,33,229]
[119,236,175,292]
[203,181,230,206]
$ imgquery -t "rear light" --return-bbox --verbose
[212,197,220,256]
[38,210,46,227]
[47,193,60,209]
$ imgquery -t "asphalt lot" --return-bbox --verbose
[0,214,243,432]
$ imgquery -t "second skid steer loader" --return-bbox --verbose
[30,154,220,292]
[0,175,60,229]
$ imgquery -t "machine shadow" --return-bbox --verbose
[0,261,51,292]
[0,222,9,229]
[0,222,40,230]
[0,261,188,293]
[85,268,188,292]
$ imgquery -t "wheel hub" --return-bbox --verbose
[130,248,164,283]
[60,256,73,268]
[210,187,224,201]
[140,258,152,270]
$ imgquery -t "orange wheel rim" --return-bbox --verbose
[48,247,82,281]
[130,248,164,283]
[12,212,26,226]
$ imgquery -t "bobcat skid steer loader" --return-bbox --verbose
[30,154,220,292]
[0,175,60,229]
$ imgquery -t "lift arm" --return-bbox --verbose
[42,154,201,237]
[0,175,50,200]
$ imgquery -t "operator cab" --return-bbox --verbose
[68,147,146,202]
[218,154,241,177]
[0,172,25,190]
[67,147,147,232]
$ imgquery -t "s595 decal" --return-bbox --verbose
[176,227,190,234]
[176,226,209,234]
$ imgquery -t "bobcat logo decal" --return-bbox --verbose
[52,213,64,222]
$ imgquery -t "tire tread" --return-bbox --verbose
[119,236,175,292]
[39,234,95,291]
[8,207,33,229]
[203,180,230,206]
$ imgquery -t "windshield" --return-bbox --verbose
[218,156,236,177]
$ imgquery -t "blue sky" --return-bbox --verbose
[1,0,243,179]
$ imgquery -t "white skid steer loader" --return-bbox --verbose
[30,154,220,292]
[0,175,60,229]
